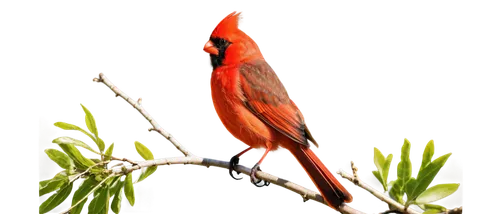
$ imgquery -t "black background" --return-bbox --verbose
[25,2,471,213]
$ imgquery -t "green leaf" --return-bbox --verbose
[365,169,387,191]
[124,173,135,206]
[137,166,157,183]
[88,186,109,214]
[385,150,396,170]
[70,198,90,214]
[81,104,98,137]
[415,183,460,204]
[420,140,435,172]
[407,153,452,201]
[111,183,123,214]
[39,183,73,214]
[371,169,385,186]
[422,204,447,212]
[104,143,114,161]
[51,118,89,135]
[110,188,125,214]
[58,144,96,170]
[404,177,417,203]
[70,176,97,214]
[108,177,122,195]
[389,179,404,205]
[422,210,441,214]
[45,149,72,170]
[135,141,154,160]
[101,188,111,214]
[52,136,99,155]
[39,172,69,196]
[397,139,412,187]
[81,104,105,152]
[371,145,389,190]
[96,137,105,153]
[383,151,396,186]
[432,151,455,169]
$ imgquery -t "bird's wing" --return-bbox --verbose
[238,60,316,147]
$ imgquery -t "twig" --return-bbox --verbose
[445,206,462,214]
[69,160,110,183]
[94,73,194,157]
[338,169,420,214]
[111,156,138,166]
[106,156,363,214]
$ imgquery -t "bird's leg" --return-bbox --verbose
[229,147,252,180]
[250,147,271,187]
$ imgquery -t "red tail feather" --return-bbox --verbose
[289,144,354,208]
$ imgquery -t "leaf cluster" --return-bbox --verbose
[39,104,157,214]
[373,139,459,213]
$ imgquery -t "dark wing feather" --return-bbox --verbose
[238,60,311,147]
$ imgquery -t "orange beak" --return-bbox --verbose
[203,40,219,55]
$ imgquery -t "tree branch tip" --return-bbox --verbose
[92,72,103,85]
[347,160,360,177]
[146,126,157,133]
[135,96,144,105]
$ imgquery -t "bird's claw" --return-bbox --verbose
[229,155,242,180]
[250,164,270,187]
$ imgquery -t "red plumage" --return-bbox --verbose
[205,12,352,209]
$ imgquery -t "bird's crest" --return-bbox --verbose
[211,12,241,38]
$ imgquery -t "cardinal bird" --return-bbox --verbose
[204,12,353,209]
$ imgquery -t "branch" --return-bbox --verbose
[93,74,193,157]
[106,156,363,214]
[338,166,420,214]
[93,73,373,214]
[445,207,462,214]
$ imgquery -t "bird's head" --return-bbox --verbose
[204,12,263,69]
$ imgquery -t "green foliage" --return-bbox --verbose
[51,118,91,136]
[408,153,452,202]
[134,141,157,183]
[388,179,404,205]
[124,173,135,206]
[52,136,95,170]
[88,186,110,214]
[419,204,447,213]
[137,166,157,183]
[70,176,97,214]
[39,104,154,214]
[415,183,460,204]
[39,183,73,214]
[134,141,154,160]
[420,140,434,172]
[373,148,393,191]
[104,143,115,161]
[422,210,441,214]
[372,139,459,212]
[397,139,412,186]
[110,179,124,214]
[79,102,106,151]
[45,149,73,170]
[39,172,69,197]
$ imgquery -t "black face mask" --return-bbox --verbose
[209,37,231,69]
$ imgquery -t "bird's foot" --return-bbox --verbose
[250,164,270,187]
[229,155,242,180]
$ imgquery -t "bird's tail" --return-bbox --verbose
[289,146,352,209]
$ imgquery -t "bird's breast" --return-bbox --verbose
[210,67,276,149]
